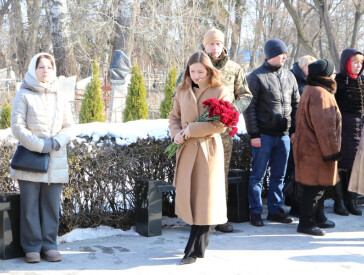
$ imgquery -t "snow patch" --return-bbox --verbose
[58,225,139,244]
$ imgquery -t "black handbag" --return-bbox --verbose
[11,145,50,173]
[283,177,303,202]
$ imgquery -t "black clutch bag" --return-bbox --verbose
[11,145,50,173]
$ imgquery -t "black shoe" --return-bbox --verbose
[215,222,233,233]
[250,214,264,226]
[180,256,196,265]
[317,219,335,228]
[297,226,325,236]
[267,208,294,224]
[334,199,349,216]
[346,199,362,216]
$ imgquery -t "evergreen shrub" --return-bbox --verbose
[160,67,177,118]
[79,60,105,123]
[0,102,11,129]
[123,63,149,122]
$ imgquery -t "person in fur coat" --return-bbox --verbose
[293,59,341,236]
[169,51,228,265]
[11,53,74,263]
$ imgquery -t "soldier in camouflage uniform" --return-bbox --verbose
[175,29,252,232]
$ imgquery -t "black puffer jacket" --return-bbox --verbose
[290,62,307,95]
[244,60,300,138]
[335,48,364,169]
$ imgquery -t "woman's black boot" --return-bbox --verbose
[333,173,349,216]
[346,192,362,216]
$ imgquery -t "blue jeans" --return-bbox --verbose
[248,134,290,215]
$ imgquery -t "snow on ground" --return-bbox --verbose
[58,217,185,244]
[58,225,139,244]
[0,115,246,144]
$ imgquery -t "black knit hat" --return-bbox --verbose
[264,38,288,60]
[308,59,335,77]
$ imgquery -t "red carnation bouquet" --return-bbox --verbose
[165,98,239,159]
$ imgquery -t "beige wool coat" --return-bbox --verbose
[293,75,342,187]
[348,127,364,195]
[169,77,228,225]
[10,53,74,184]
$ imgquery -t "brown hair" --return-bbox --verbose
[35,55,55,69]
[179,51,222,91]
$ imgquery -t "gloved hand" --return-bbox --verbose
[41,138,53,153]
[51,137,60,151]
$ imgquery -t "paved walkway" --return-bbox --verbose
[1,201,364,275]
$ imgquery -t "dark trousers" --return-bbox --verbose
[299,185,326,228]
[19,180,62,253]
[184,225,210,258]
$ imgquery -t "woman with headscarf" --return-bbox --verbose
[11,53,74,263]
[333,49,364,216]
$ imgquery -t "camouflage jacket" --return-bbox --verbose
[175,46,252,115]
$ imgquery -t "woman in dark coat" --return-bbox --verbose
[293,59,341,236]
[333,49,364,216]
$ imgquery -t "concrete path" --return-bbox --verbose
[1,201,364,275]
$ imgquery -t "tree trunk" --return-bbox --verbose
[10,0,27,78]
[26,0,42,61]
[283,0,318,58]
[127,0,140,60]
[249,0,264,71]
[351,1,363,49]
[0,0,11,28]
[313,0,340,69]
[229,0,245,61]
[112,0,131,56]
[47,0,77,77]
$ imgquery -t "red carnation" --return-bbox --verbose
[228,127,238,136]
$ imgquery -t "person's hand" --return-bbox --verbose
[290,133,295,144]
[182,127,191,139]
[174,130,185,144]
[251,137,261,147]
[41,138,53,153]
[51,137,60,151]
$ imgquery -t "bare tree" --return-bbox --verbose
[47,0,77,76]
[283,0,318,58]
[351,0,364,48]
[9,0,28,77]
[112,0,132,55]
[26,0,42,61]
[312,0,340,68]
[230,0,246,61]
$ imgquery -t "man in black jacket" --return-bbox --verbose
[244,38,300,226]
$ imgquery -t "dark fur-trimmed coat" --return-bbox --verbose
[335,48,364,169]
[293,75,342,186]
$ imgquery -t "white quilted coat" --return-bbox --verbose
[10,53,74,184]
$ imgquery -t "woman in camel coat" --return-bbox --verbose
[169,51,228,265]
[293,59,341,236]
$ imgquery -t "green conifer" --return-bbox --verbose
[123,62,149,122]
[79,59,105,123]
[159,67,177,118]
[0,102,11,129]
